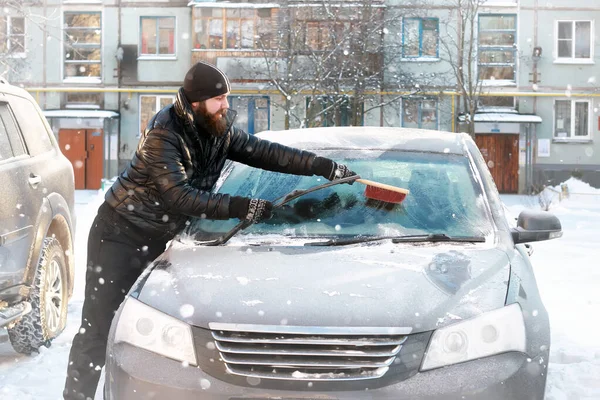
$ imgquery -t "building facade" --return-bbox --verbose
[2,0,599,192]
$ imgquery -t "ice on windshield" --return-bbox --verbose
[187,149,493,241]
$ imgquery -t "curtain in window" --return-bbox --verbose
[574,102,589,137]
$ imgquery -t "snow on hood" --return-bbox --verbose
[135,241,510,333]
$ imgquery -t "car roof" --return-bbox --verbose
[0,79,38,103]
[255,126,471,155]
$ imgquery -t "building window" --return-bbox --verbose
[478,96,515,109]
[139,95,175,136]
[64,12,102,80]
[478,14,517,82]
[402,99,438,130]
[140,17,175,57]
[298,21,353,51]
[554,100,590,139]
[230,96,270,135]
[306,96,363,127]
[556,21,592,61]
[402,18,439,58]
[0,16,25,55]
[65,92,103,109]
[193,8,273,50]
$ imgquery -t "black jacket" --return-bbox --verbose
[105,89,318,239]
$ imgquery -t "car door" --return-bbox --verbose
[0,100,35,298]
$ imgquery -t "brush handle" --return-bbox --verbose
[356,178,410,194]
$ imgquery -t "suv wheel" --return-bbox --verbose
[8,237,68,354]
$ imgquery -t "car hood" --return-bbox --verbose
[135,240,510,333]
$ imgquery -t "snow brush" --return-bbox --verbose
[355,178,410,204]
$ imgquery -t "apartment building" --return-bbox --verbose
[2,0,599,192]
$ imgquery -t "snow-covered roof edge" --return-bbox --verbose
[287,3,386,7]
[458,112,542,123]
[188,1,280,8]
[43,110,120,119]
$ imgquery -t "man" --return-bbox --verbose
[63,61,355,399]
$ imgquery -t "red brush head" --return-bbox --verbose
[364,185,408,204]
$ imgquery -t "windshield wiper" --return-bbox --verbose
[305,236,395,246]
[305,233,486,247]
[200,175,359,246]
[391,234,486,243]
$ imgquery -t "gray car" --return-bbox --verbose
[104,127,561,399]
[0,80,76,354]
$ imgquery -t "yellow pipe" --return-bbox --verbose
[25,87,600,98]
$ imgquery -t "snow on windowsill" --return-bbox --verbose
[480,1,518,6]
[192,48,266,52]
[63,77,102,84]
[138,55,177,61]
[188,2,280,8]
[481,80,517,87]
[63,0,102,3]
[553,59,595,65]
[401,57,440,63]
[552,138,593,144]
[4,53,26,59]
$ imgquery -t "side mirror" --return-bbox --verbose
[511,209,562,244]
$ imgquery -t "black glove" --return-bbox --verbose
[230,197,273,222]
[311,156,357,182]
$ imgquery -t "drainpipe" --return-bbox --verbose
[115,0,122,180]
[531,0,539,194]
[43,0,47,108]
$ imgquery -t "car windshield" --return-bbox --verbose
[187,149,494,241]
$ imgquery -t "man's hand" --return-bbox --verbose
[230,197,273,222]
[311,156,357,182]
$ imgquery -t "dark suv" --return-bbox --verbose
[0,80,76,354]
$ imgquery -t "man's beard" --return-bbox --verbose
[194,102,229,138]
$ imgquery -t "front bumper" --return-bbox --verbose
[104,341,548,400]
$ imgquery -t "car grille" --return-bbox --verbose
[209,323,411,381]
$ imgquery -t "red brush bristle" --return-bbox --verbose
[364,185,407,204]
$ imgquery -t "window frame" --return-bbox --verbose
[554,20,594,63]
[229,96,270,135]
[0,102,27,159]
[0,16,26,57]
[63,11,103,83]
[402,17,440,60]
[138,94,176,137]
[401,98,439,130]
[553,99,592,141]
[477,13,517,84]
[6,94,55,156]
[192,7,273,50]
[139,16,176,59]
[305,95,364,128]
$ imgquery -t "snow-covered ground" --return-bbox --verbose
[0,190,104,399]
[0,180,599,399]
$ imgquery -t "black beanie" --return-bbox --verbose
[182,61,231,103]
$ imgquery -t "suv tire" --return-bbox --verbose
[8,237,69,354]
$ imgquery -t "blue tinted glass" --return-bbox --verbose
[189,150,493,240]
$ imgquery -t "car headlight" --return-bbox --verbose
[114,296,197,366]
[421,303,526,371]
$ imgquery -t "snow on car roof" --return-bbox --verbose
[256,126,468,155]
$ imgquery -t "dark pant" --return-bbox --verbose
[63,202,169,400]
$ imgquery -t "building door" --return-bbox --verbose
[59,129,104,189]
[475,134,519,194]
